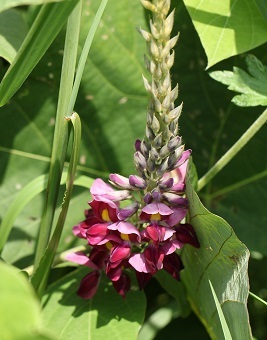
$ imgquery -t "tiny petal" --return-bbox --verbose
[109,244,131,263]
[129,253,150,273]
[65,251,99,270]
[176,223,200,248]
[108,221,141,243]
[175,149,192,168]
[109,173,131,189]
[112,273,131,298]
[135,139,141,151]
[163,193,188,206]
[141,202,173,217]
[167,207,187,227]
[163,253,184,281]
[117,203,139,220]
[129,175,147,189]
[159,177,174,190]
[77,270,100,299]
[135,271,152,290]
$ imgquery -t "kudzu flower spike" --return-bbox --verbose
[66,0,199,299]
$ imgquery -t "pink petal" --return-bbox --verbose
[77,270,100,299]
[128,253,150,273]
[108,222,141,242]
[65,251,99,270]
[109,173,131,189]
[167,207,187,227]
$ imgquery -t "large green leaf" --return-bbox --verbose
[181,181,252,339]
[0,261,44,339]
[42,267,146,339]
[183,0,267,68]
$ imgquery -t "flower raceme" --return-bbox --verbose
[66,155,200,299]
[66,0,200,300]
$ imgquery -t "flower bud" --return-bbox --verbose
[138,28,151,42]
[153,132,163,148]
[163,10,175,37]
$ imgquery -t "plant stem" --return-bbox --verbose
[34,1,82,269]
[197,108,267,191]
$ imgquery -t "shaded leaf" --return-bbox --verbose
[183,0,267,67]
[0,9,28,63]
[210,55,267,106]
[42,267,146,339]
[181,181,252,339]
[0,0,66,13]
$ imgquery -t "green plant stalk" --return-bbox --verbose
[249,291,267,307]
[198,108,267,191]
[34,1,82,269]
[67,0,109,114]
[32,113,81,298]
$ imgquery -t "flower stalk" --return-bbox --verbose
[66,0,199,300]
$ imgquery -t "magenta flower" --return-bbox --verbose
[67,147,200,300]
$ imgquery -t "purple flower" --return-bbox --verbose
[140,202,173,221]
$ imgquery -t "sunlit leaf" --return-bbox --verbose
[0,0,66,13]
[183,0,267,67]
[42,267,146,339]
[181,181,252,339]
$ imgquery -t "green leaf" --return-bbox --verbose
[0,9,28,63]
[0,261,42,339]
[255,0,267,21]
[181,181,252,339]
[0,0,66,13]
[210,55,267,107]
[42,267,146,339]
[183,0,267,67]
[0,0,79,106]
[155,270,191,318]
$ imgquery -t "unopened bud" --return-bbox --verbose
[146,125,155,140]
[149,147,160,162]
[142,75,151,93]
[170,84,178,102]
[161,34,179,58]
[153,132,163,148]
[134,151,147,170]
[159,144,169,158]
[168,136,181,151]
[140,0,157,12]
[151,115,160,133]
[169,103,183,121]
[150,39,160,58]
[138,28,151,42]
[163,10,175,37]
[166,51,175,69]
[150,20,160,39]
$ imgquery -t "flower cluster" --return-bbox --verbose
[66,155,199,299]
[66,0,200,299]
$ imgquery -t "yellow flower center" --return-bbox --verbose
[150,213,161,221]
[106,241,113,250]
[121,233,130,241]
[101,208,111,221]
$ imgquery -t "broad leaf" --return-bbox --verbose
[210,55,267,107]
[42,267,146,339]
[183,0,267,67]
[181,181,252,339]
[0,261,44,339]
[0,9,28,63]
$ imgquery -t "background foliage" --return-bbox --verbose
[0,0,267,338]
